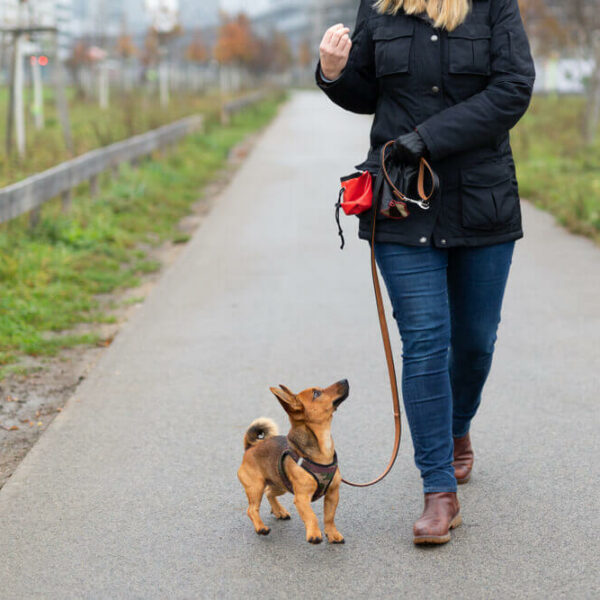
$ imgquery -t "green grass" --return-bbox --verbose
[512,94,600,242]
[0,95,285,380]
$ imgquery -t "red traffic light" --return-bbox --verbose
[39,56,49,67]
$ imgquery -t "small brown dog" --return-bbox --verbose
[238,379,349,544]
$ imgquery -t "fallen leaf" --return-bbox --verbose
[97,337,114,348]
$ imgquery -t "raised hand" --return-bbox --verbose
[319,24,352,81]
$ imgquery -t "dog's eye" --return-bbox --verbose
[313,390,322,399]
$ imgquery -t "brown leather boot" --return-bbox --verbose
[453,433,474,484]
[413,492,462,545]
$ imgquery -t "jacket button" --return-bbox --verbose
[419,236,427,244]
[432,85,440,94]
[431,34,439,42]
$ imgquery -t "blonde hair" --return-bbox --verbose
[373,0,471,31]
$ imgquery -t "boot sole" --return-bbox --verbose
[413,514,462,545]
[457,474,471,485]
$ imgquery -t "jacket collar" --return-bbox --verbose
[413,11,435,27]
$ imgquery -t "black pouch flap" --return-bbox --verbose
[461,161,510,187]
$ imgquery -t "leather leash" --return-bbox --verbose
[341,144,438,488]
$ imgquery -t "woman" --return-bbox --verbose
[317,0,535,545]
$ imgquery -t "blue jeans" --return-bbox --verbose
[374,241,515,493]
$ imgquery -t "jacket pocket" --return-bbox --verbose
[460,162,517,231]
[372,20,415,78]
[447,23,491,76]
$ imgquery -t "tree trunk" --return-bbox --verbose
[32,56,45,130]
[14,34,26,158]
[6,33,17,156]
[52,33,74,156]
[99,62,110,110]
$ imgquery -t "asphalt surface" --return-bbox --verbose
[0,91,598,599]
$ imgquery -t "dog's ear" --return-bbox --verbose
[278,384,295,397]
[270,385,302,416]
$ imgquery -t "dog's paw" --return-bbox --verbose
[307,535,323,545]
[256,527,271,536]
[275,512,291,521]
[326,533,345,544]
[325,529,345,544]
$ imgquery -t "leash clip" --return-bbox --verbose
[406,197,431,211]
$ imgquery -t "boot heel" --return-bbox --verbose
[450,513,462,529]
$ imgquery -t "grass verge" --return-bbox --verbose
[0,94,285,380]
[512,94,600,242]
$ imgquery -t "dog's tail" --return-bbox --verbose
[244,418,279,450]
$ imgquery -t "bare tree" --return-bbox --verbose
[519,0,569,57]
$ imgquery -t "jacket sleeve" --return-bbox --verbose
[416,0,536,161]
[315,0,377,114]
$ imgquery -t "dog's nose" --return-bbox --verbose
[339,379,349,390]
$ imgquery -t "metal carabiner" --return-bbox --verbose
[404,197,431,211]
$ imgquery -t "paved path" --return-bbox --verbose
[0,92,598,599]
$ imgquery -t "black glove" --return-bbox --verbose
[391,131,428,165]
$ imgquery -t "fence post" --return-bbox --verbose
[61,189,72,214]
[221,106,230,126]
[29,207,40,228]
[89,175,99,197]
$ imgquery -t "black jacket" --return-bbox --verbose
[316,0,536,248]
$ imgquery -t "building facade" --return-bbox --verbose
[0,0,19,27]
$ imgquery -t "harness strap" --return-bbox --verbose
[278,443,338,502]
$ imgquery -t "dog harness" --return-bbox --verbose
[278,437,338,502]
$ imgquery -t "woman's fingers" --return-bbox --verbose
[341,36,352,54]
[323,23,344,46]
[331,27,351,49]
[323,24,349,50]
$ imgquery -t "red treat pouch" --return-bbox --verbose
[335,171,373,249]
[339,171,373,215]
